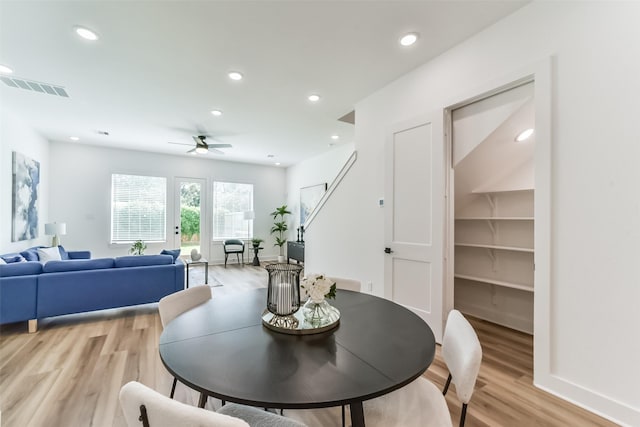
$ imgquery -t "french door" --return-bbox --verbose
[174,178,207,260]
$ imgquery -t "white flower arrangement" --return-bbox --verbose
[300,274,337,303]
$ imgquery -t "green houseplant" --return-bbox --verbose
[251,237,264,248]
[129,240,147,255]
[270,205,291,262]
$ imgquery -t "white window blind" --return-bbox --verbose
[213,181,253,239]
[111,174,167,243]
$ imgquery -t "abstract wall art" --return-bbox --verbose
[300,182,327,226]
[12,151,40,241]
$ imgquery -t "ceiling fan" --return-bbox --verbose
[168,135,232,155]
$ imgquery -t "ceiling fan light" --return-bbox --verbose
[195,146,208,154]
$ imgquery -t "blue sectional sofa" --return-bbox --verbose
[0,247,185,331]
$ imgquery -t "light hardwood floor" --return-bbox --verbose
[0,263,617,427]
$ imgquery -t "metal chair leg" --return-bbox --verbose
[460,403,468,427]
[169,377,177,398]
[198,393,207,408]
[443,373,452,396]
[341,405,346,427]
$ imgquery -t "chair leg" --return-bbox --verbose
[224,253,228,268]
[198,393,207,408]
[341,405,346,427]
[236,253,240,265]
[169,377,177,398]
[443,373,452,396]
[460,403,468,427]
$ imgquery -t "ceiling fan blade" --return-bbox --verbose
[186,147,197,154]
[208,148,225,155]
[208,143,232,149]
[168,141,194,146]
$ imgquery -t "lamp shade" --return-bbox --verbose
[45,222,66,236]
[243,211,255,220]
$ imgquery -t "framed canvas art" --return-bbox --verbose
[300,183,327,226]
[12,151,40,241]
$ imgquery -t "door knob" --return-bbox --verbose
[384,247,393,254]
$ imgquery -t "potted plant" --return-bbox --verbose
[129,240,146,255]
[251,237,264,248]
[270,205,291,263]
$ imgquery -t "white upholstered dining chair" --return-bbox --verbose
[158,286,212,399]
[440,309,482,427]
[362,309,482,427]
[120,381,307,427]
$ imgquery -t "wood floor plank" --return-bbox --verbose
[0,264,618,426]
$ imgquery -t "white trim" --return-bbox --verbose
[442,56,554,411]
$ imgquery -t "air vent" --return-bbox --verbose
[1,76,69,98]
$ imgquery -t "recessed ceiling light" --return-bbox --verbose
[0,64,13,74]
[75,26,99,41]
[69,136,79,141]
[331,135,339,140]
[515,128,534,142]
[308,94,320,102]
[211,110,223,116]
[228,71,243,81]
[275,162,281,166]
[195,147,208,154]
[400,32,419,47]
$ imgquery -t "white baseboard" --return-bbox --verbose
[535,373,639,427]
[455,302,533,334]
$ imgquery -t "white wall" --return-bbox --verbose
[0,108,50,254]
[49,142,286,262]
[302,2,640,425]
[285,143,354,239]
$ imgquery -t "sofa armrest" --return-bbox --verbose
[68,251,91,259]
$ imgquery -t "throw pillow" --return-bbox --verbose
[37,247,63,263]
[20,248,40,261]
[58,245,70,260]
[0,257,6,265]
[2,255,26,263]
[161,248,181,262]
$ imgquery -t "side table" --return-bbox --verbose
[184,258,208,289]
[251,247,263,266]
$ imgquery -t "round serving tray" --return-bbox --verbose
[261,306,340,335]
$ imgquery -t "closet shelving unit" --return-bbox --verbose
[454,188,534,332]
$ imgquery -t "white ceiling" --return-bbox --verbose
[0,1,528,167]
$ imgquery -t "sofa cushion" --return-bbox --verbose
[1,254,26,264]
[161,249,181,262]
[0,261,43,277]
[115,255,173,268]
[43,258,115,273]
[37,247,62,262]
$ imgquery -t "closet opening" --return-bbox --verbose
[449,81,535,334]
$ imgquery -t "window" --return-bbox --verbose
[213,181,253,239]
[111,174,167,243]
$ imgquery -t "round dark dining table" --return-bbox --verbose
[159,288,436,427]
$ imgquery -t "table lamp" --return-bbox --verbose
[45,222,66,246]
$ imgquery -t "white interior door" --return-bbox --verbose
[384,112,444,342]
[174,178,207,260]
